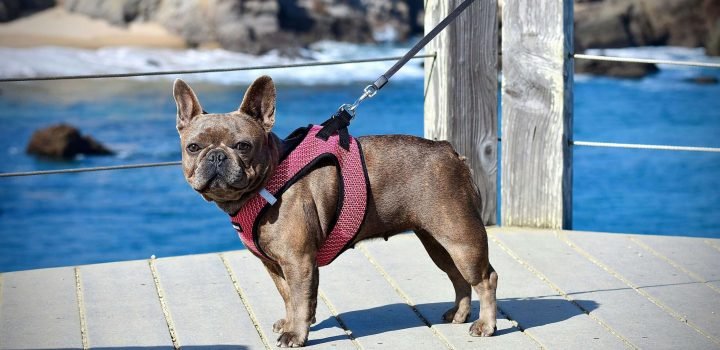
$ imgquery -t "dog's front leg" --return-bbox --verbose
[276,256,318,348]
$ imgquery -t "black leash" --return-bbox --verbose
[317,0,478,149]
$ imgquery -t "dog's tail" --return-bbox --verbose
[458,152,492,225]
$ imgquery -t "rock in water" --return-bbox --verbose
[26,124,114,159]
[576,59,659,79]
[685,75,719,85]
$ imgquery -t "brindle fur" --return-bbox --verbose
[174,76,498,348]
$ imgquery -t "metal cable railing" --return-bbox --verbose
[0,54,435,82]
[571,141,720,153]
[0,161,181,178]
[0,53,434,178]
[570,52,720,154]
[1,51,718,179]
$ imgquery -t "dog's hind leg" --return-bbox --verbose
[469,263,498,337]
[415,229,472,324]
[444,227,498,337]
[423,218,498,337]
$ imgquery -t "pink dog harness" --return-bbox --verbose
[230,125,369,266]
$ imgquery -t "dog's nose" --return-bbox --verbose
[207,149,227,167]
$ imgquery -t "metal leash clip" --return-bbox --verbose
[339,84,378,119]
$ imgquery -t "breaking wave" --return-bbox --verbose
[0,40,426,86]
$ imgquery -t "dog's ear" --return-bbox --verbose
[239,75,276,133]
[173,79,203,132]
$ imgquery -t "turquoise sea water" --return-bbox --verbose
[1,45,719,272]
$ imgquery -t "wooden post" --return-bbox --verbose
[424,0,498,225]
[501,0,574,229]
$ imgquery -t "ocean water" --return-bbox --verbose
[0,44,719,272]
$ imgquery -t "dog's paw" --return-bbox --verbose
[442,306,470,324]
[277,331,307,348]
[273,319,287,334]
[469,320,496,337]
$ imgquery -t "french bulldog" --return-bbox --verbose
[173,75,498,347]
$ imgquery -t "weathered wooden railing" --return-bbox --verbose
[425,0,718,230]
[424,0,499,225]
[500,0,574,230]
[425,0,573,229]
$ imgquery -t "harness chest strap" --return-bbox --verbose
[230,125,368,266]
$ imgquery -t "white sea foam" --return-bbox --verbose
[585,46,720,71]
[586,46,717,63]
[0,41,425,86]
[576,46,720,83]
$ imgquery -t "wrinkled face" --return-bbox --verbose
[180,113,269,202]
[173,76,276,204]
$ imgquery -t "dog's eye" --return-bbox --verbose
[186,143,201,153]
[234,142,252,151]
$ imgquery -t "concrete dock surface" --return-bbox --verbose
[2,227,719,349]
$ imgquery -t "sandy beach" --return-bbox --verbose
[0,7,186,49]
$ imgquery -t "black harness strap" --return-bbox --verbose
[315,108,353,150]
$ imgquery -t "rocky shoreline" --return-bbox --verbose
[2,0,718,56]
[575,0,720,56]
[1,0,719,79]
[1,0,423,55]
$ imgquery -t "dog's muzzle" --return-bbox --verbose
[206,149,227,169]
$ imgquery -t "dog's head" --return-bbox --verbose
[173,76,278,210]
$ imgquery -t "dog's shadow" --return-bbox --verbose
[312,297,599,340]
